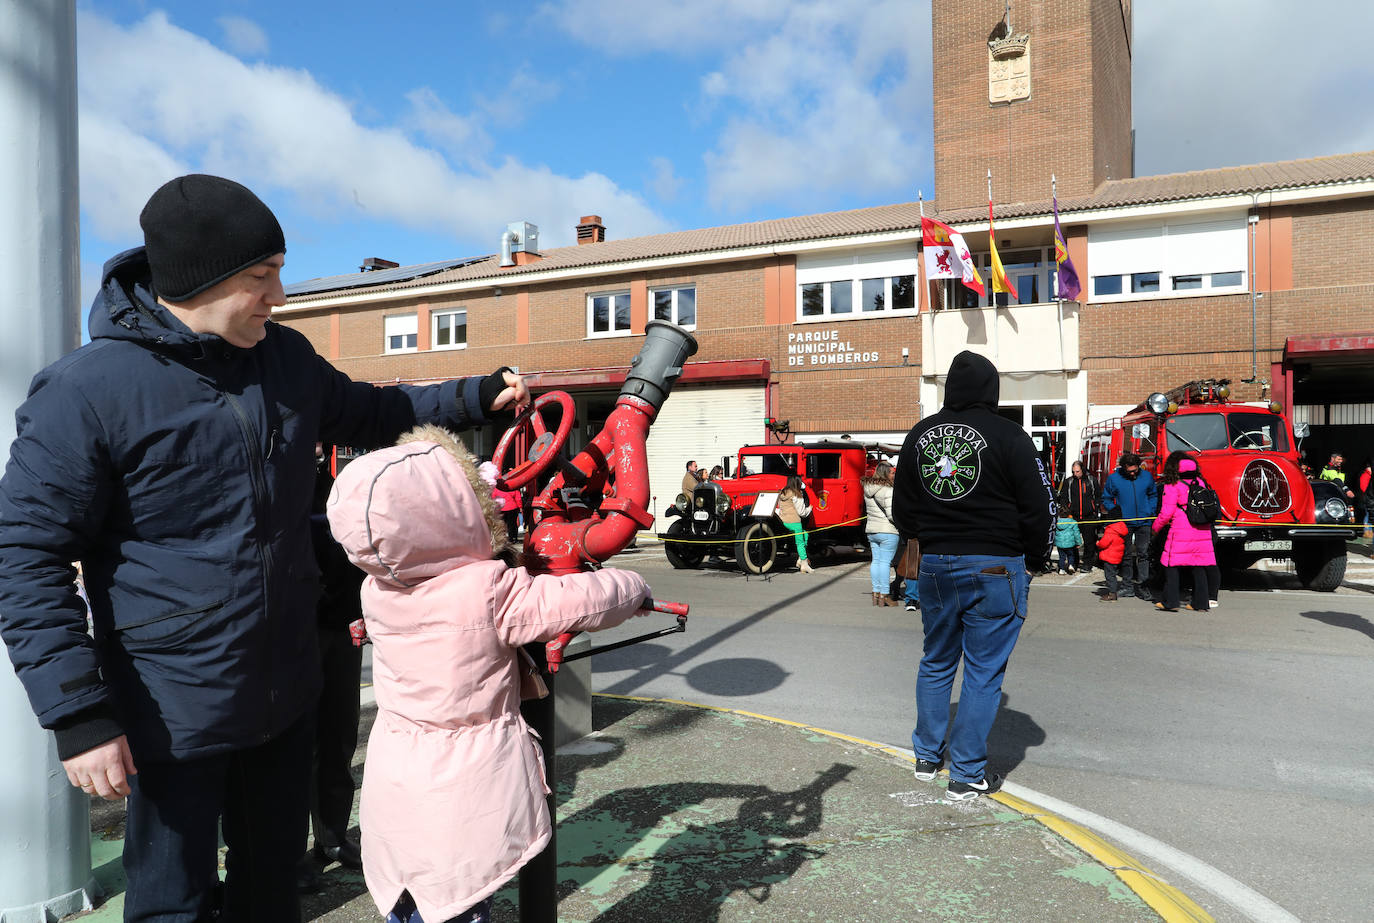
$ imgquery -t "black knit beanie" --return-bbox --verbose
[139,174,286,302]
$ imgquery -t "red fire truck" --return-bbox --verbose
[1079,380,1355,591]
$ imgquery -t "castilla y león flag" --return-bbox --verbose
[921,216,985,296]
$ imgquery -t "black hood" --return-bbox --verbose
[88,246,243,359]
[943,350,1000,411]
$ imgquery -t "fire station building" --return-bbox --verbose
[276,0,1374,508]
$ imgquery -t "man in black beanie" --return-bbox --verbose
[0,174,529,921]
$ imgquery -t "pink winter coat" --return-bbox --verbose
[327,436,650,922]
[1151,460,1217,567]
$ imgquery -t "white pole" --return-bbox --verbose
[0,1,99,920]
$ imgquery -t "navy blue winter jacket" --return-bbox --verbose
[1101,467,1160,523]
[0,248,496,761]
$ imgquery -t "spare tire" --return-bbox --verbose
[735,520,779,574]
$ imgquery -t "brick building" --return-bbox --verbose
[277,0,1374,504]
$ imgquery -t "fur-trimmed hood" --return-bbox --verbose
[327,425,515,586]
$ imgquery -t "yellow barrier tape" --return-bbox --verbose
[658,517,869,546]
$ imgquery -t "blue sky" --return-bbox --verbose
[75,0,1374,304]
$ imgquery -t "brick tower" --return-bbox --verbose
[932,0,1133,211]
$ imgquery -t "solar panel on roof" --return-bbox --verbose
[284,255,492,297]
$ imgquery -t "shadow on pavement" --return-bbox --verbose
[1299,609,1374,641]
[549,764,854,923]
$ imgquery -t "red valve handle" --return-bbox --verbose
[492,391,577,491]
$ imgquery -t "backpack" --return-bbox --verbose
[1184,478,1222,527]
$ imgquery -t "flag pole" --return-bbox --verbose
[987,170,1000,362]
[1052,173,1066,374]
[918,189,937,385]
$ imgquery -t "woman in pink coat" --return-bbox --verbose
[1151,451,1218,612]
[327,425,651,923]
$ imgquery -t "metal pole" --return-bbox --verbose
[0,1,98,920]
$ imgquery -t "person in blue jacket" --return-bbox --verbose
[0,174,529,922]
[1100,451,1159,600]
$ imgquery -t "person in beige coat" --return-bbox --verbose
[326,425,651,922]
[863,461,900,606]
[777,476,814,572]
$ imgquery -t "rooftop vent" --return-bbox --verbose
[500,222,540,268]
[360,257,400,272]
[576,215,606,245]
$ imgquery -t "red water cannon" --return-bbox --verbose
[493,320,699,673]
[494,319,699,574]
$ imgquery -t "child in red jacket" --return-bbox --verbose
[1096,520,1128,601]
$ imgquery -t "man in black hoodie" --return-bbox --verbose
[893,351,1054,800]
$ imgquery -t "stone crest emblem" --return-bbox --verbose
[916,423,988,501]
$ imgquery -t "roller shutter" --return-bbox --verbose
[644,384,767,523]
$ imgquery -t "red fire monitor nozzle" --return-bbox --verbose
[493,320,699,670]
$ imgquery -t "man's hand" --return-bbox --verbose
[63,735,137,800]
[490,370,530,412]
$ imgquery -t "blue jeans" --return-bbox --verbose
[868,532,898,594]
[912,554,1029,784]
[123,711,314,922]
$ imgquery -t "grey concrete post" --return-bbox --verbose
[0,0,101,919]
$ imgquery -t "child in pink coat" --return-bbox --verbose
[1150,451,1218,612]
[327,425,652,923]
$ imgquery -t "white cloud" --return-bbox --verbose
[76,10,668,252]
[542,0,931,212]
[1133,0,1374,174]
[215,15,269,58]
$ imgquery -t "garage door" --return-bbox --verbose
[644,383,767,525]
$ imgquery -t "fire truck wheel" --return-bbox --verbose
[1293,540,1347,592]
[664,520,704,570]
[735,521,779,575]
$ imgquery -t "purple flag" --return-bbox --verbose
[1053,196,1081,301]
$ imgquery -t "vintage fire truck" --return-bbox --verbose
[1079,380,1355,591]
[658,440,884,574]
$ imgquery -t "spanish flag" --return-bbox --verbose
[988,199,1018,299]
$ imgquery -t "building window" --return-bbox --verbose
[1212,271,1243,287]
[1091,275,1122,296]
[940,248,1059,309]
[1172,275,1203,290]
[1131,272,1160,294]
[432,309,467,350]
[796,246,919,322]
[384,313,417,354]
[588,291,631,337]
[651,286,696,328]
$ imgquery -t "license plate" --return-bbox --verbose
[693,510,710,521]
[1244,540,1291,552]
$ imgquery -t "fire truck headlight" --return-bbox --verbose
[1167,401,1179,414]
[1269,401,1284,414]
[716,494,731,515]
[674,493,689,512]
[1325,498,1349,521]
[1218,385,1231,400]
[1146,392,1169,414]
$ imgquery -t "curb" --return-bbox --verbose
[599,693,1214,923]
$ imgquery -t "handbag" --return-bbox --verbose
[895,537,921,579]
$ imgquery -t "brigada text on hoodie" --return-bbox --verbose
[892,351,1054,569]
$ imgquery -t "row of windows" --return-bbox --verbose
[384,310,466,354]
[1091,270,1243,297]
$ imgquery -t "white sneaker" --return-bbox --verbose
[1209,599,1219,609]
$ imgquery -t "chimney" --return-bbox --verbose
[576,215,606,245]
[360,257,399,272]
